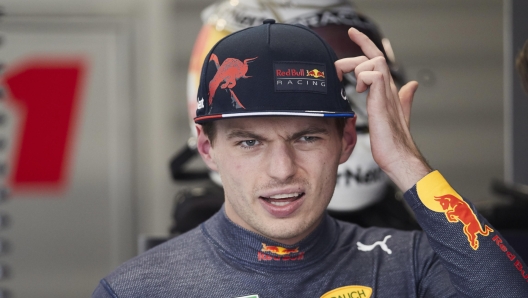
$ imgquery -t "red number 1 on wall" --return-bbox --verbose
[2,58,86,194]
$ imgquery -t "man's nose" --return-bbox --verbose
[266,142,297,182]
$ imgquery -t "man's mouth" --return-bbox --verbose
[259,193,305,206]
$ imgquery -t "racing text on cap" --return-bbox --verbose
[274,62,327,93]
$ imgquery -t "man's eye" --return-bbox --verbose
[240,140,259,148]
[299,136,318,143]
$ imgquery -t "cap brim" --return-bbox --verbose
[194,111,355,123]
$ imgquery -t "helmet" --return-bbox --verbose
[185,0,405,211]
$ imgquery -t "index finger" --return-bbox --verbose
[348,27,384,59]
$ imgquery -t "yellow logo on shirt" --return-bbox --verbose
[320,285,372,298]
[416,170,459,212]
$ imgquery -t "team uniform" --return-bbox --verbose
[92,171,528,297]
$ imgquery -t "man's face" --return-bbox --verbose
[197,116,356,245]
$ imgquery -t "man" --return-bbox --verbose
[93,21,528,297]
[174,0,419,233]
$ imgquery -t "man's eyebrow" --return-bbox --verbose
[226,126,329,141]
[226,130,266,140]
[290,127,329,140]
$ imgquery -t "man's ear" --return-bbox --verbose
[196,124,218,171]
[339,117,357,164]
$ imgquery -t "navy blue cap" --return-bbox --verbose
[194,20,355,123]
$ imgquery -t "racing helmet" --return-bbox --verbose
[186,0,406,211]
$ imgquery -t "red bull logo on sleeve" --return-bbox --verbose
[416,171,494,250]
[434,194,493,250]
[258,243,304,261]
[492,234,528,282]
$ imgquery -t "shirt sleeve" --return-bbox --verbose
[403,170,528,297]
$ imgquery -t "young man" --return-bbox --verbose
[93,20,528,297]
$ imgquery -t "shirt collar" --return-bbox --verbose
[201,206,339,270]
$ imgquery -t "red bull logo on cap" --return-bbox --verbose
[258,243,304,261]
[275,68,305,77]
[274,62,327,93]
[208,54,257,109]
[306,68,325,78]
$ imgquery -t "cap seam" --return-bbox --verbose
[267,22,271,44]
[292,24,339,65]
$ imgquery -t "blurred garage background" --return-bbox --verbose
[0,0,526,297]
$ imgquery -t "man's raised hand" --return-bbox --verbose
[335,28,431,191]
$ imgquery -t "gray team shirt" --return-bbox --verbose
[93,208,455,297]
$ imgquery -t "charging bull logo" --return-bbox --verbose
[306,69,325,78]
[208,53,257,109]
[434,194,493,250]
[416,171,494,251]
[258,243,304,261]
[261,243,299,255]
